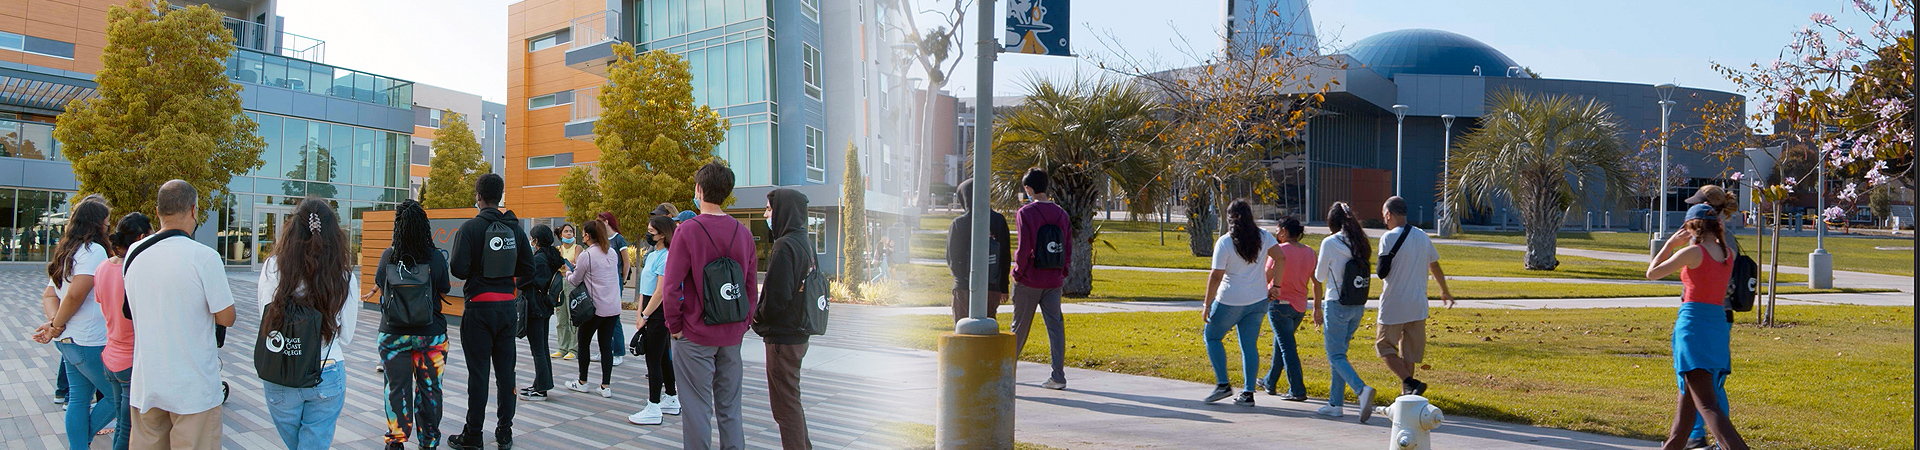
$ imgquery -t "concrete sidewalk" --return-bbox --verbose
[880,291,1916,316]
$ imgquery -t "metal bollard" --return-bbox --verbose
[1373,395,1444,450]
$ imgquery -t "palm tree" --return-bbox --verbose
[1446,90,1633,270]
[992,77,1168,297]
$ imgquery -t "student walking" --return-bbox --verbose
[1010,168,1072,390]
[369,199,452,450]
[553,223,582,360]
[1647,204,1750,450]
[1257,216,1318,402]
[1313,202,1377,422]
[124,180,238,450]
[1200,200,1276,407]
[564,220,623,399]
[945,179,1011,322]
[447,173,535,450]
[1674,185,1741,450]
[629,215,681,425]
[254,198,359,450]
[94,212,152,450]
[597,211,632,365]
[33,199,117,450]
[518,224,564,402]
[1373,196,1454,396]
[662,162,760,450]
[755,189,818,449]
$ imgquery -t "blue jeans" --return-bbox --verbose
[1204,300,1269,391]
[264,363,347,450]
[1323,302,1369,407]
[613,286,628,355]
[106,368,132,450]
[1687,372,1730,440]
[1262,302,1308,397]
[56,342,118,450]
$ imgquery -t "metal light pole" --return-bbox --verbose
[1651,83,1676,255]
[1439,114,1455,237]
[1809,125,1836,288]
[1392,104,1409,197]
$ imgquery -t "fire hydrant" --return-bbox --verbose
[1372,395,1444,449]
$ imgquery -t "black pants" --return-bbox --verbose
[643,309,676,402]
[577,315,618,386]
[459,300,518,434]
[525,312,554,392]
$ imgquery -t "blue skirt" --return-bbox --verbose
[1672,302,1732,375]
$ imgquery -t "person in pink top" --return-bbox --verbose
[1011,168,1072,390]
[661,162,760,449]
[1257,216,1319,402]
[563,220,623,399]
[95,212,152,450]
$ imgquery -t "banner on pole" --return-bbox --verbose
[1004,0,1070,56]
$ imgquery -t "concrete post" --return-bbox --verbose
[937,333,1017,449]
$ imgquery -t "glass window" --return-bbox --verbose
[727,0,745,23]
[0,32,22,52]
[374,77,392,105]
[355,73,374,102]
[335,124,360,185]
[307,121,332,183]
[309,64,334,98]
[687,0,705,32]
[355,128,376,189]
[256,115,281,178]
[0,188,13,261]
[746,0,765,19]
[800,0,819,22]
[749,122,770,185]
[528,30,569,51]
[284,60,309,93]
[649,0,668,42]
[428,109,443,128]
[727,42,746,106]
[528,155,556,169]
[281,118,308,180]
[263,57,288,89]
[688,48,707,105]
[806,126,825,183]
[706,0,724,28]
[388,133,408,188]
[331,72,355,99]
[708,47,724,107]
[802,44,821,100]
[746,39,766,103]
[808,211,825,253]
[671,0,688,35]
[14,189,49,261]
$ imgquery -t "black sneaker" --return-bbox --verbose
[518,388,547,402]
[446,432,483,450]
[1203,384,1233,403]
[1683,437,1711,449]
[1234,391,1256,406]
[1279,393,1308,402]
[1409,378,1428,396]
[496,426,513,450]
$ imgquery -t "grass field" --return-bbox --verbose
[892,306,1916,449]
[1452,230,1916,277]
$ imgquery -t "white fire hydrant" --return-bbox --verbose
[1372,395,1444,450]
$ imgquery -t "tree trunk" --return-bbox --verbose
[1053,173,1102,298]
[1519,177,1563,270]
[1185,180,1216,257]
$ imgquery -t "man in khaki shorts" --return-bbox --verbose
[1373,197,1453,397]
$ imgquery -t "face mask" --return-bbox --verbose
[562,237,575,244]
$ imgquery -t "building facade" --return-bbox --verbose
[1,0,420,265]
[408,82,507,199]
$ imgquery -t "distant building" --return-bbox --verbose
[407,83,505,199]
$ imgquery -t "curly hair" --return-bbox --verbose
[264,197,351,345]
[390,199,435,264]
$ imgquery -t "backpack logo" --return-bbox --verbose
[817,295,829,311]
[720,282,742,300]
[1746,278,1757,292]
[489,236,506,251]
[1045,242,1064,253]
[1353,277,1368,289]
[265,330,287,353]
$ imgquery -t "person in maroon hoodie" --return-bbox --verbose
[1011,168,1072,390]
[661,162,760,450]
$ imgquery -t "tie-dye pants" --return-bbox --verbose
[380,333,447,447]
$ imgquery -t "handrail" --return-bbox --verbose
[570,10,620,51]
[219,15,327,63]
[571,85,602,123]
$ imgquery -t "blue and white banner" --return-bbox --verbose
[1004,0,1070,56]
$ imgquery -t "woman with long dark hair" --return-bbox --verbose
[1647,205,1749,450]
[1312,202,1377,419]
[628,215,681,425]
[368,199,452,450]
[563,220,621,398]
[517,224,564,401]
[254,198,357,449]
[95,212,151,450]
[33,200,117,450]
[552,223,581,361]
[1199,200,1277,406]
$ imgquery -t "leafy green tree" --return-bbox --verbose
[992,77,1165,297]
[592,43,727,231]
[422,112,485,208]
[557,165,601,225]
[1445,90,1633,270]
[55,0,265,215]
[840,143,868,287]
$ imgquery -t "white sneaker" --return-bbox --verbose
[599,386,614,398]
[1041,379,1066,390]
[1315,405,1344,417]
[613,356,624,366]
[660,394,682,415]
[564,380,591,393]
[627,402,663,425]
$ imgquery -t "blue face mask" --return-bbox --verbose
[562,237,575,244]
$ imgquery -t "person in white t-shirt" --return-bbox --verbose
[1200,200,1278,406]
[1373,196,1453,397]
[32,199,118,450]
[255,198,360,450]
[125,180,236,450]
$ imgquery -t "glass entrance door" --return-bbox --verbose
[253,205,293,269]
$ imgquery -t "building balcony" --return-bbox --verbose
[565,85,599,140]
[223,16,327,63]
[564,10,621,77]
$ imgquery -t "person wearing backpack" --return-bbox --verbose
[1373,196,1453,398]
[1010,168,1072,391]
[94,212,152,450]
[446,173,535,450]
[597,211,632,366]
[1257,216,1319,403]
[1647,204,1750,450]
[552,223,582,361]
[945,179,1011,322]
[368,199,452,450]
[254,198,359,450]
[629,215,681,426]
[563,220,623,399]
[31,199,117,450]
[1673,185,1744,450]
[1312,202,1377,422]
[1200,200,1278,407]
[517,224,564,402]
[662,162,760,450]
[753,188,819,449]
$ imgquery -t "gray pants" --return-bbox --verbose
[672,338,744,450]
[1010,283,1066,383]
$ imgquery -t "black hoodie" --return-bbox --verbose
[752,188,814,345]
[449,206,535,298]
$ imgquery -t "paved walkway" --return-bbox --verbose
[0,266,923,449]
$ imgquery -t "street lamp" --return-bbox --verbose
[1440,114,1455,237]
[1392,104,1409,197]
[1651,83,1677,255]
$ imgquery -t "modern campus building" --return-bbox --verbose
[408,83,508,198]
[0,0,489,266]
[507,0,917,272]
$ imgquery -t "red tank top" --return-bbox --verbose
[1680,244,1731,306]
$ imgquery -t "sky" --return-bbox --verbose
[276,0,513,103]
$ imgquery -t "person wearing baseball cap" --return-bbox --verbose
[1646,203,1749,450]
[1673,185,1743,449]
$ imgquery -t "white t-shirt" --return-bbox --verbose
[1314,234,1358,303]
[1376,226,1441,325]
[1209,230,1278,307]
[126,235,235,414]
[256,257,360,363]
[49,243,110,346]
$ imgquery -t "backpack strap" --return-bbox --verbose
[1381,226,1412,275]
[121,229,190,320]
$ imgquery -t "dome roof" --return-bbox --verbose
[1346,29,1518,80]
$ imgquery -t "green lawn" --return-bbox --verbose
[893,306,1915,449]
[1452,231,1916,277]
